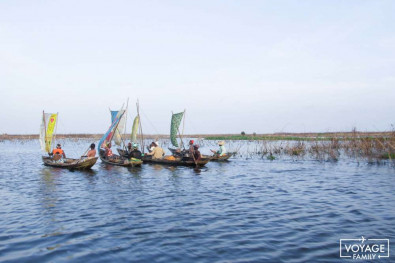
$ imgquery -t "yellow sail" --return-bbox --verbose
[131,115,140,143]
[45,113,57,152]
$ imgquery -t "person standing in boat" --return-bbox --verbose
[146,142,165,159]
[87,143,96,158]
[211,141,227,156]
[187,140,195,157]
[52,143,66,158]
[193,145,201,162]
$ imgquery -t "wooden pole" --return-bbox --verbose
[179,110,186,149]
[43,110,48,154]
[137,100,145,153]
[123,98,129,150]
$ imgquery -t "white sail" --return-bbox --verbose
[39,112,57,152]
[114,109,126,146]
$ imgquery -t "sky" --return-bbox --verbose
[1,0,394,134]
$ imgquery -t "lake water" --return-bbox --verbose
[0,139,394,262]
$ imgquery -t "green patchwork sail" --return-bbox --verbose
[170,112,184,147]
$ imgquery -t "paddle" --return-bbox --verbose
[74,145,92,165]
[80,145,91,158]
[190,146,198,169]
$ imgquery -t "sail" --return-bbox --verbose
[40,113,57,152]
[99,111,125,149]
[170,112,184,147]
[114,110,126,146]
[131,115,139,143]
[110,111,118,124]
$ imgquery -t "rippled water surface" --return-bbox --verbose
[0,140,394,263]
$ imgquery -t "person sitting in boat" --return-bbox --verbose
[127,142,133,154]
[193,145,201,162]
[211,141,227,156]
[52,143,66,158]
[129,143,142,159]
[147,141,156,153]
[87,143,96,158]
[146,142,165,159]
[105,143,114,159]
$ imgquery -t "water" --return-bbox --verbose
[0,139,394,263]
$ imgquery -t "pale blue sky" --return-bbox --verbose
[1,0,394,134]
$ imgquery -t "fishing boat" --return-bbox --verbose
[42,156,98,169]
[144,111,211,167]
[116,100,145,159]
[169,147,235,161]
[142,156,210,167]
[99,150,142,167]
[98,106,142,167]
[209,152,235,161]
[40,111,98,170]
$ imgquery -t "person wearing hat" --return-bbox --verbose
[52,143,66,158]
[147,141,156,153]
[129,143,142,159]
[87,143,96,158]
[211,141,227,156]
[146,142,165,159]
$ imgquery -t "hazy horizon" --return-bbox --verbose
[1,1,394,135]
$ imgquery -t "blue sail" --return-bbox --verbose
[98,111,125,150]
[110,111,118,124]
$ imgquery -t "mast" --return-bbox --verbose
[178,109,185,149]
[43,110,47,153]
[123,98,129,150]
[137,99,145,153]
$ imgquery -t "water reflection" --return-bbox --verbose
[0,140,394,263]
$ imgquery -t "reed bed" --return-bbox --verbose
[204,129,395,164]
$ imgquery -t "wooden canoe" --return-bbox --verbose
[99,150,143,167]
[142,156,210,167]
[169,147,235,162]
[210,152,235,161]
[42,156,98,170]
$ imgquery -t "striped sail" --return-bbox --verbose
[99,111,125,149]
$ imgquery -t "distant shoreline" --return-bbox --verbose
[1,131,392,141]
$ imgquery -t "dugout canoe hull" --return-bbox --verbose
[142,156,210,167]
[42,156,98,170]
[99,150,142,167]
